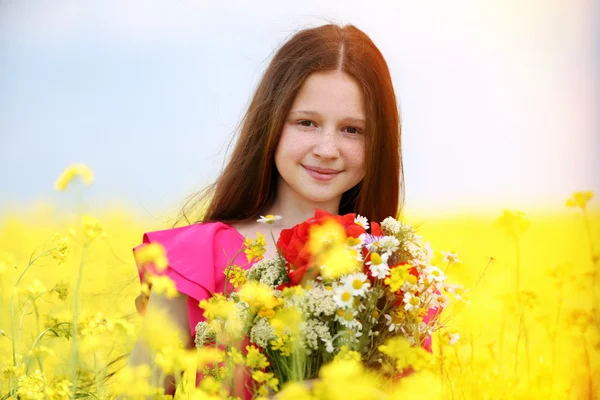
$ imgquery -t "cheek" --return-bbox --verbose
[276,127,308,162]
[346,141,366,172]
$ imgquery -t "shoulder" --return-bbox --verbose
[134,221,248,298]
[140,221,243,250]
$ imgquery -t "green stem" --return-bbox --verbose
[70,241,88,398]
[9,249,49,396]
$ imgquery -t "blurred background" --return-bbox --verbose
[0,0,598,218]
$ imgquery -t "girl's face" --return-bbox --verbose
[274,71,366,207]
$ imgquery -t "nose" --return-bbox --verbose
[313,130,340,159]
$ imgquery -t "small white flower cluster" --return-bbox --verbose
[250,317,276,348]
[246,256,286,288]
[194,321,216,347]
[300,319,332,353]
[381,216,402,235]
[303,285,337,317]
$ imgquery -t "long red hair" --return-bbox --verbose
[177,24,403,225]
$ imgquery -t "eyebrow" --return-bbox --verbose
[290,110,366,126]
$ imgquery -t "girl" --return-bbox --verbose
[129,23,403,397]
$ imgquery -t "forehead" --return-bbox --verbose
[290,71,366,119]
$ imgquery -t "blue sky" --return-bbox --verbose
[1,1,598,217]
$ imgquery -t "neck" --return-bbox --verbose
[262,180,341,229]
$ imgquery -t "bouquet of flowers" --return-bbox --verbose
[195,210,465,396]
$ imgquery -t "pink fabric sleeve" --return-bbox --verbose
[133,222,248,337]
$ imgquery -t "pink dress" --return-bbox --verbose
[133,222,255,398]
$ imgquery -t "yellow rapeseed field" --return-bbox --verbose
[0,166,598,399]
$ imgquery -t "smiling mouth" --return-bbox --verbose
[302,165,342,181]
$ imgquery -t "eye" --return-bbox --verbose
[344,126,363,135]
[299,120,316,127]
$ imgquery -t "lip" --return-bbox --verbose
[302,165,342,181]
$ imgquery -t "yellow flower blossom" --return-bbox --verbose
[17,369,47,400]
[135,242,169,271]
[495,209,530,237]
[227,347,245,366]
[245,345,269,369]
[199,294,238,322]
[52,280,69,301]
[378,336,432,372]
[112,365,159,399]
[309,219,361,278]
[565,191,594,209]
[49,232,70,264]
[384,265,410,292]
[269,334,294,357]
[238,281,279,312]
[270,307,302,337]
[225,264,247,288]
[147,274,179,298]
[53,163,94,191]
[81,215,107,241]
[277,382,314,400]
[244,232,267,262]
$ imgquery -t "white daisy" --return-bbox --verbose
[442,251,462,264]
[340,272,370,297]
[445,283,467,301]
[333,284,354,308]
[257,214,282,224]
[369,263,390,279]
[366,252,390,279]
[403,292,421,312]
[322,338,335,353]
[384,314,398,332]
[378,236,400,254]
[423,265,447,283]
[335,308,362,330]
[431,293,449,309]
[354,214,370,230]
[449,332,460,345]
[423,241,434,262]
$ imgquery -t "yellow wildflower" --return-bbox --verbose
[46,378,71,400]
[252,370,277,387]
[334,346,361,362]
[52,280,69,301]
[269,335,293,356]
[384,265,410,292]
[199,294,238,322]
[135,242,169,271]
[270,307,302,337]
[17,369,47,400]
[81,215,107,241]
[495,209,530,237]
[227,347,245,365]
[53,163,94,191]
[309,219,360,278]
[112,365,158,399]
[308,219,346,254]
[378,336,432,372]
[147,274,179,298]
[225,264,247,288]
[49,232,70,264]
[245,345,269,369]
[277,382,314,400]
[238,281,279,312]
[244,232,267,262]
[565,191,594,209]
